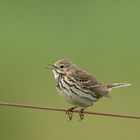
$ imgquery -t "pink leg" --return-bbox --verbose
[79,108,86,120]
[66,107,77,120]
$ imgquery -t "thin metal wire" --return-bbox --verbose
[0,102,140,120]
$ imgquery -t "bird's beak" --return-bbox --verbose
[46,64,55,69]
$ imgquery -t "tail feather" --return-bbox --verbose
[105,83,131,89]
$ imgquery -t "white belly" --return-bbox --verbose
[56,78,94,107]
[52,70,95,107]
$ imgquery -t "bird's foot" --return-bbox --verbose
[79,108,85,120]
[66,107,77,120]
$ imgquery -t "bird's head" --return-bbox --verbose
[47,59,77,78]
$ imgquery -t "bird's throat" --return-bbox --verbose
[52,70,60,79]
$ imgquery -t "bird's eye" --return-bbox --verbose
[60,65,64,69]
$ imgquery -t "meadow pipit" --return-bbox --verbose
[48,59,131,120]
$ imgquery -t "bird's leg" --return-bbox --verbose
[79,108,86,120]
[66,107,77,120]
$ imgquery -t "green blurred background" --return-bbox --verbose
[0,0,140,140]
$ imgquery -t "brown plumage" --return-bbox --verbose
[48,59,131,120]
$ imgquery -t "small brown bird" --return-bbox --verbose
[48,59,131,120]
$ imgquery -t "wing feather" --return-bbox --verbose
[69,70,110,97]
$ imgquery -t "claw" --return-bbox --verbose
[66,107,77,120]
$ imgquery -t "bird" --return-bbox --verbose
[48,59,131,120]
